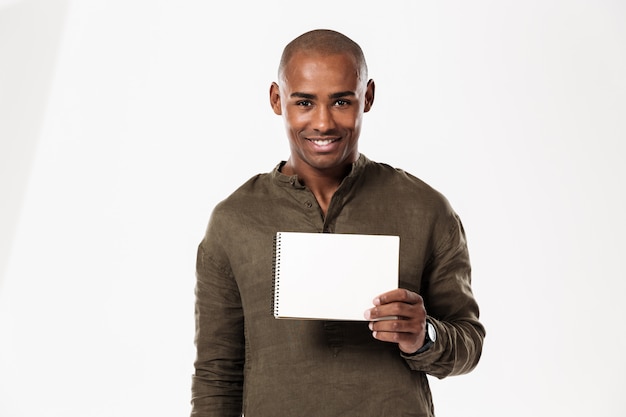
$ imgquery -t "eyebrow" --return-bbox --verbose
[329,91,356,99]
[290,91,356,100]
[290,92,316,100]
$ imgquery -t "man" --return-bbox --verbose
[191,29,485,416]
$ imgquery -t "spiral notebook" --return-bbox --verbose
[272,232,399,321]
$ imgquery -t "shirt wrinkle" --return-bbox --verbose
[192,153,484,417]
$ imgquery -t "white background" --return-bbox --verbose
[1,0,625,416]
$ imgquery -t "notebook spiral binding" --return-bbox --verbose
[271,233,282,317]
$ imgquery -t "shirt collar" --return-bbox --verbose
[271,154,369,189]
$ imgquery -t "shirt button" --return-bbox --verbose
[304,200,313,208]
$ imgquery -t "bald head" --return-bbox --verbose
[278,29,368,85]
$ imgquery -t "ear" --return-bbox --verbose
[269,82,282,115]
[364,79,375,113]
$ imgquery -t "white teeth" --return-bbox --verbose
[312,139,334,145]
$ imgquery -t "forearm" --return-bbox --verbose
[402,316,485,378]
[191,241,245,417]
[191,372,243,417]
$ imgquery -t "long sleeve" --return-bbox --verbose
[189,156,485,416]
[402,212,486,379]
[191,223,245,417]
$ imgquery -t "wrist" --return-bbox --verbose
[405,319,437,356]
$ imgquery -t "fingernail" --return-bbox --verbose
[364,309,371,320]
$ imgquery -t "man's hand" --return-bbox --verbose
[364,288,427,354]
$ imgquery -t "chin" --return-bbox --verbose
[308,155,352,171]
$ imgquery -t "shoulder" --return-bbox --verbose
[361,157,453,213]
[364,158,467,251]
[200,170,275,246]
[211,171,274,217]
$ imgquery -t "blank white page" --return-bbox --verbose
[273,232,399,320]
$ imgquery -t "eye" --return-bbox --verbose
[334,99,350,106]
[296,100,312,107]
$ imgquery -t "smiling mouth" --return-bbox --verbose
[307,138,340,146]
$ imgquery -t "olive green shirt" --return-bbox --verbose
[192,154,485,417]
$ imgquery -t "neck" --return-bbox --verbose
[281,159,354,215]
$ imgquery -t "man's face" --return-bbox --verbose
[270,52,374,174]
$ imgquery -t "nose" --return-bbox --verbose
[312,105,336,132]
